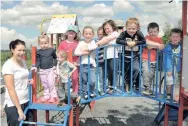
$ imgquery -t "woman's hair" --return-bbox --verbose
[102,20,118,36]
[38,33,49,44]
[126,18,140,30]
[83,26,95,34]
[57,50,68,60]
[9,39,26,50]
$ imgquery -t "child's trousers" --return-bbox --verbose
[39,68,57,99]
[57,83,78,101]
[81,65,96,98]
[142,60,156,90]
[72,68,79,93]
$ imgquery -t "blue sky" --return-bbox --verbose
[1,0,183,49]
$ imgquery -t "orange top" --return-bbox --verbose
[142,35,163,62]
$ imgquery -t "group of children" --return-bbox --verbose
[33,17,182,106]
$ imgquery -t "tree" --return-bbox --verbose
[162,22,173,45]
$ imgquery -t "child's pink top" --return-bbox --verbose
[58,40,79,63]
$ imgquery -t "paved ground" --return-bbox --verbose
[1,96,188,126]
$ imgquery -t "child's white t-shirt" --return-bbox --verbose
[2,59,29,107]
[74,40,96,67]
[105,31,119,59]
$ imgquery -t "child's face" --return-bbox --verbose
[57,53,66,63]
[67,30,76,40]
[39,38,49,49]
[104,24,113,35]
[83,28,94,42]
[97,29,103,40]
[169,33,181,45]
[126,23,138,36]
[148,27,159,37]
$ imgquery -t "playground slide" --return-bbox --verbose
[154,104,188,125]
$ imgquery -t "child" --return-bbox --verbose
[32,34,57,103]
[116,18,146,92]
[56,50,80,106]
[96,20,120,93]
[58,25,79,93]
[96,26,105,95]
[142,22,164,95]
[164,28,182,99]
[74,26,96,99]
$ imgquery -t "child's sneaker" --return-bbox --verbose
[40,96,50,103]
[142,89,153,95]
[90,94,95,98]
[84,95,88,100]
[76,96,81,105]
[57,100,66,107]
[48,97,57,103]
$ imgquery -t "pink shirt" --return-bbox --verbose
[58,40,79,63]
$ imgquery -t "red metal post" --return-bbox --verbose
[76,105,80,126]
[31,46,37,125]
[164,104,169,126]
[182,1,187,36]
[46,110,49,123]
[178,1,187,126]
[69,106,74,126]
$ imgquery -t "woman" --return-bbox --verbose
[2,39,33,126]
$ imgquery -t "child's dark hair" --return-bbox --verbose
[147,22,159,31]
[9,39,26,50]
[102,20,118,36]
[169,28,182,38]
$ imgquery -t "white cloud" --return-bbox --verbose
[82,3,114,17]
[1,1,69,26]
[1,27,37,50]
[71,0,94,4]
[113,0,135,12]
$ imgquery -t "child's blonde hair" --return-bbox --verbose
[38,32,49,44]
[57,50,68,60]
[83,26,95,35]
[126,18,140,30]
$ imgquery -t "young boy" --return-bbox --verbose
[164,28,182,99]
[142,22,164,95]
[96,26,105,95]
[116,18,146,92]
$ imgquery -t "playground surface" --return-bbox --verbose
[1,95,188,126]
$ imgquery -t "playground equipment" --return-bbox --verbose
[20,1,188,125]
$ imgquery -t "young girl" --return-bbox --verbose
[56,50,80,106]
[58,25,79,93]
[96,20,120,93]
[32,34,57,103]
[116,18,146,92]
[74,26,96,99]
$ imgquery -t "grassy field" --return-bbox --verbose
[1,50,32,71]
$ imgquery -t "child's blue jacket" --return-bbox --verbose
[163,42,182,72]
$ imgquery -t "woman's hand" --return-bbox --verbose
[17,109,26,121]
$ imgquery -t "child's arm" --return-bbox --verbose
[52,48,57,68]
[67,61,77,76]
[116,32,127,45]
[147,39,164,50]
[96,32,119,47]
[74,42,90,56]
[135,31,146,45]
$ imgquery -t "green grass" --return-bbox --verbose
[1,50,32,71]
